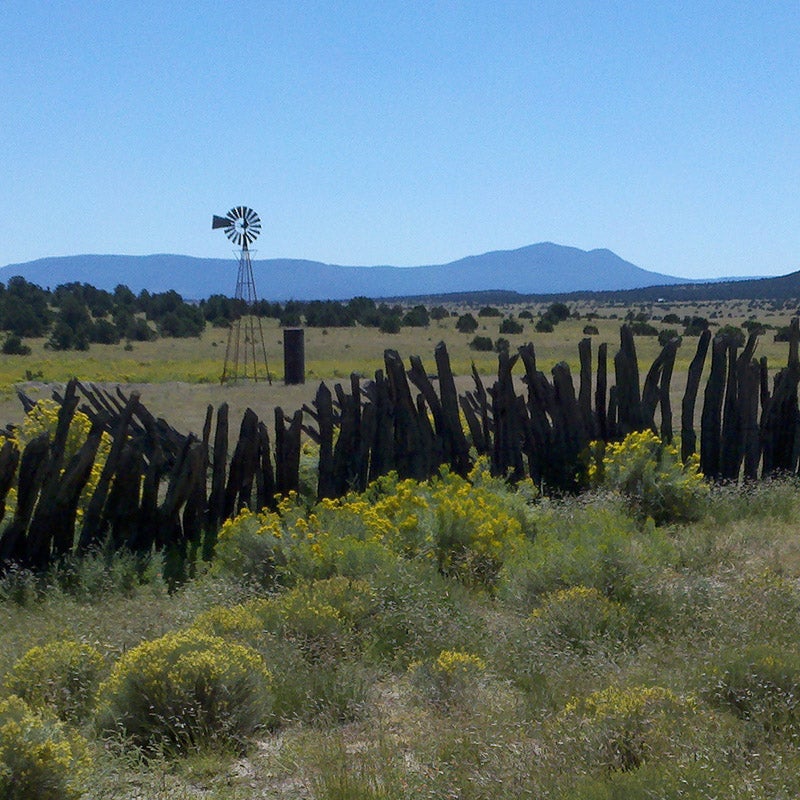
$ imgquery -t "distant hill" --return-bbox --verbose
[0,243,695,301]
[507,270,800,304]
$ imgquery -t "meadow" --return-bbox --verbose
[1,296,800,799]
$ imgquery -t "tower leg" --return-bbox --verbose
[220,246,270,384]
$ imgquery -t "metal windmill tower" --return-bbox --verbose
[212,206,271,384]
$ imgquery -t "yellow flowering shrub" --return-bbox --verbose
[409,649,487,711]
[0,694,91,800]
[213,507,289,587]
[561,684,698,771]
[194,578,375,663]
[588,430,708,525]
[295,576,377,628]
[261,592,349,662]
[214,461,534,590]
[190,600,270,650]
[4,639,105,722]
[95,629,272,752]
[360,462,531,588]
[530,585,632,652]
[258,577,376,662]
[193,580,377,724]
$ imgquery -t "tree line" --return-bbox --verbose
[0,277,457,353]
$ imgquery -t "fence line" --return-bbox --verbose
[1,321,799,577]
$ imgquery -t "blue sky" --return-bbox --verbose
[2,2,799,278]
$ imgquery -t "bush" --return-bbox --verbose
[212,508,289,589]
[192,588,374,724]
[498,496,674,610]
[96,630,272,752]
[683,316,709,336]
[583,324,599,336]
[546,302,570,322]
[469,335,493,351]
[402,305,429,327]
[742,319,767,333]
[499,317,523,334]
[408,650,487,712]
[378,314,401,334]
[530,586,632,653]
[258,586,356,663]
[364,561,484,667]
[535,318,554,333]
[629,321,658,336]
[478,306,501,317]
[589,430,709,525]
[558,685,697,771]
[0,695,91,800]
[455,313,478,333]
[2,334,30,355]
[715,325,745,347]
[89,318,121,344]
[4,640,105,722]
[707,645,800,735]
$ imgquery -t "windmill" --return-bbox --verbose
[212,206,271,384]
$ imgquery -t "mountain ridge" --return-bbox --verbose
[0,243,697,301]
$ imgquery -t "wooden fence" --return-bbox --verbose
[1,320,799,578]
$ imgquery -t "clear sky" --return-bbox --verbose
[2,2,799,278]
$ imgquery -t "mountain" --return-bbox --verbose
[0,243,694,301]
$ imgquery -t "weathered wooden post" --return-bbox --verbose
[578,338,595,439]
[614,325,644,435]
[275,407,303,494]
[223,408,261,518]
[680,330,711,462]
[384,349,430,480]
[205,403,228,545]
[595,342,608,441]
[365,369,395,482]
[332,377,364,494]
[518,343,549,486]
[489,350,525,480]
[761,318,800,475]
[311,382,336,499]
[700,334,728,479]
[77,390,140,553]
[256,422,277,511]
[435,342,472,477]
